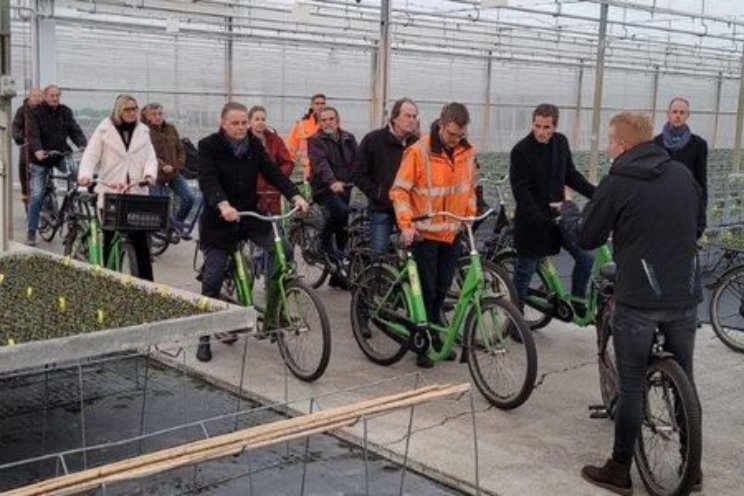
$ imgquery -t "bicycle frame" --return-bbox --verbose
[71,185,141,273]
[369,211,496,362]
[231,209,298,323]
[527,244,613,326]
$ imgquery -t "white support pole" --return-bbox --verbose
[371,0,391,127]
[712,72,723,150]
[732,46,744,173]
[572,63,584,149]
[650,66,660,129]
[481,51,493,152]
[588,2,609,183]
[1,0,12,251]
[225,16,233,102]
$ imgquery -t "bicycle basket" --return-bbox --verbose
[102,193,170,231]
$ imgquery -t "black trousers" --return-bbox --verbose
[611,303,698,465]
[316,191,350,259]
[103,229,153,281]
[412,239,460,325]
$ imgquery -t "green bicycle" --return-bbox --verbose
[217,207,331,383]
[63,181,169,276]
[350,209,537,410]
[493,244,613,330]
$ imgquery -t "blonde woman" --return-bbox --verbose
[78,94,158,280]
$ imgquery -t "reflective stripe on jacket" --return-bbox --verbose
[285,117,319,179]
[389,134,477,244]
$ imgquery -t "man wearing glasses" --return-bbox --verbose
[510,103,595,314]
[389,102,477,368]
[26,84,87,246]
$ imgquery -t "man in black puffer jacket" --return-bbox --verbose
[558,112,704,495]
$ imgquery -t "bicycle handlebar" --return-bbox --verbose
[78,179,150,193]
[412,208,494,223]
[237,206,301,222]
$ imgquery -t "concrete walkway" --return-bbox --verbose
[8,194,743,496]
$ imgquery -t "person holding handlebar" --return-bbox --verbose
[78,94,158,281]
[389,102,478,368]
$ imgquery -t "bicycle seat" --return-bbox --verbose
[599,263,616,282]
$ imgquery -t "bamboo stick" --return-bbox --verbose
[9,383,470,496]
[9,384,443,495]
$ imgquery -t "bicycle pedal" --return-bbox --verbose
[588,404,610,419]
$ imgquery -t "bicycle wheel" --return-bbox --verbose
[596,299,618,417]
[150,229,170,257]
[289,218,328,289]
[63,224,90,263]
[38,189,58,242]
[275,280,331,382]
[634,357,702,496]
[492,250,553,330]
[350,263,408,365]
[465,295,537,410]
[119,241,140,278]
[709,265,744,353]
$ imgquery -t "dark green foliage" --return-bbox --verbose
[0,256,211,345]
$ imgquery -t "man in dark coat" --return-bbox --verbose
[11,87,43,211]
[654,97,708,207]
[26,85,87,246]
[353,97,419,254]
[556,112,704,495]
[308,106,358,289]
[510,103,595,310]
[196,101,309,363]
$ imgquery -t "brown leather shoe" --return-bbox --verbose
[581,459,632,496]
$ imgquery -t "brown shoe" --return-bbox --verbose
[581,459,632,496]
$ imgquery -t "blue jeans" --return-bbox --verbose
[369,210,395,254]
[27,158,77,233]
[150,174,195,223]
[611,303,698,465]
[514,238,595,306]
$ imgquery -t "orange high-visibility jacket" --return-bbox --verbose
[389,134,477,244]
[285,116,319,179]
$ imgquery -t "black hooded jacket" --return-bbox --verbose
[562,141,704,309]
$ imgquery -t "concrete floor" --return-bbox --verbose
[6,191,744,496]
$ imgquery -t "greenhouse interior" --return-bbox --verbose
[1,1,744,495]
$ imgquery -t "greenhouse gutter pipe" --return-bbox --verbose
[49,4,743,76]
[42,12,741,81]
[311,0,744,43]
[578,0,744,30]
[38,14,733,81]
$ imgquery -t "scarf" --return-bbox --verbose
[226,135,250,158]
[116,121,137,151]
[662,122,691,152]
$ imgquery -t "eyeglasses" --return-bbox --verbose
[123,106,139,112]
